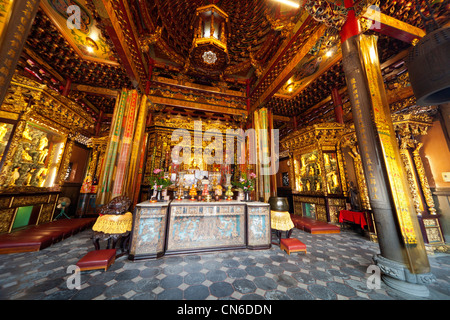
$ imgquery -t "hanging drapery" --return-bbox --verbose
[126,96,149,205]
[254,107,272,202]
[111,90,140,199]
[97,90,128,205]
[268,108,277,198]
[97,90,148,205]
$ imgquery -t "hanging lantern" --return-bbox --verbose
[406,1,450,106]
[190,4,229,73]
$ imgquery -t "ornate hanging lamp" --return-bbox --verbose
[406,0,450,106]
[189,3,229,73]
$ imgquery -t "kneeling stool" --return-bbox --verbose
[280,238,307,255]
[77,249,116,271]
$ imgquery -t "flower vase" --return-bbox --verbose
[243,191,251,202]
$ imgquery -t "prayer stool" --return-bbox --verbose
[76,249,116,271]
[280,238,307,255]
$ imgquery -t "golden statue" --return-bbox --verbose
[38,149,48,164]
[10,167,20,186]
[0,124,8,142]
[38,136,48,151]
[22,126,32,140]
[37,168,48,187]
[225,185,233,201]
[22,149,33,162]
[189,184,197,201]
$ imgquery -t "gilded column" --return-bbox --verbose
[0,0,40,106]
[340,0,435,296]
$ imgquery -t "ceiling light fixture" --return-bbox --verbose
[203,51,218,64]
[272,0,301,9]
[190,4,229,71]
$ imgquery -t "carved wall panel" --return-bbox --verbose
[0,208,15,233]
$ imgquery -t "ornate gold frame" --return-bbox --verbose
[0,73,95,190]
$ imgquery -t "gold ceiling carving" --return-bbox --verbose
[40,0,120,65]
[2,73,96,135]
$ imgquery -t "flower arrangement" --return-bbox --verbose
[232,172,256,192]
[149,169,172,191]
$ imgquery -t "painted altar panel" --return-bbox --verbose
[130,203,168,259]
[167,201,246,253]
[247,203,271,248]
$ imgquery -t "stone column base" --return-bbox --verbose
[373,254,436,297]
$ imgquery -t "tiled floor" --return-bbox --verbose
[0,226,449,300]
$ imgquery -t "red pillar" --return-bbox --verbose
[63,79,72,96]
[339,0,361,44]
[95,109,103,136]
[331,87,344,124]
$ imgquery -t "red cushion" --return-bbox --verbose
[76,249,116,269]
[280,238,306,250]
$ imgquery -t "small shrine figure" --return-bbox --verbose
[225,185,233,201]
[38,136,48,151]
[10,166,20,186]
[214,184,223,201]
[176,184,184,201]
[81,174,93,193]
[38,148,48,164]
[349,181,361,211]
[22,148,33,162]
[22,126,32,140]
[189,184,197,201]
[202,183,209,200]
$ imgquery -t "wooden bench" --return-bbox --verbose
[0,218,96,254]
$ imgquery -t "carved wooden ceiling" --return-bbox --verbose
[15,0,450,131]
[131,0,294,80]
